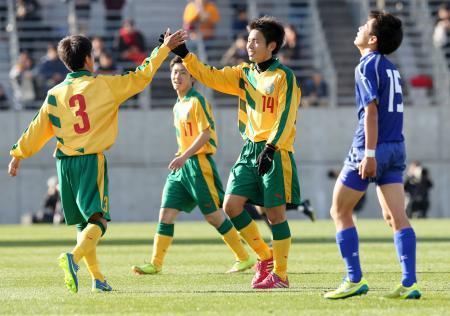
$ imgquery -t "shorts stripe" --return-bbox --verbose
[197,155,220,210]
[96,153,106,211]
[281,150,292,203]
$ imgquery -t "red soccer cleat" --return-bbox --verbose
[251,257,273,288]
[253,272,289,289]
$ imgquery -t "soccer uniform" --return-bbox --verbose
[340,50,406,191]
[182,53,301,208]
[161,87,224,214]
[11,44,171,225]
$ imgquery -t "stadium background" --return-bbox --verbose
[0,0,449,224]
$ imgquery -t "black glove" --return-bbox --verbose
[158,33,189,58]
[257,143,276,176]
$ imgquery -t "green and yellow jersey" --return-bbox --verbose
[182,53,301,152]
[11,44,171,159]
[173,87,217,156]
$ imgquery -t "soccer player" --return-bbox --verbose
[131,56,255,275]
[324,11,421,299]
[8,31,186,293]
[169,16,301,289]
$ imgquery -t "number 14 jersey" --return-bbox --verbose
[11,45,171,159]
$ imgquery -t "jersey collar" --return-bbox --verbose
[66,70,94,79]
[359,50,380,63]
[178,87,196,102]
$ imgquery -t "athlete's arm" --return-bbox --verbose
[168,128,211,170]
[103,30,186,105]
[182,53,241,96]
[359,100,378,179]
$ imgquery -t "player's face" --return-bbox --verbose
[247,29,273,63]
[354,18,376,48]
[171,63,192,93]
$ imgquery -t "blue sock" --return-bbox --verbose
[336,227,362,283]
[394,227,417,287]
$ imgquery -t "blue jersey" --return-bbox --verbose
[352,51,404,148]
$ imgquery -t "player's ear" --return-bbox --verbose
[267,41,277,54]
[368,35,378,46]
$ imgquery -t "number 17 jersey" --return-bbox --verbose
[352,50,404,148]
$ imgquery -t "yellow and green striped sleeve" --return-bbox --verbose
[267,68,300,147]
[101,44,170,105]
[183,53,242,96]
[10,102,54,159]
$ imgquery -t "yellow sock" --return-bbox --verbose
[239,220,272,261]
[72,224,102,263]
[272,237,291,281]
[222,227,249,262]
[83,249,105,282]
[151,234,173,268]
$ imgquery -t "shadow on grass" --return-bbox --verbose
[1,236,450,247]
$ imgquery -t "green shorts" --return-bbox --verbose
[56,153,110,225]
[161,154,224,214]
[226,140,301,208]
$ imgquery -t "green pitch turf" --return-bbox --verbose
[1,219,449,315]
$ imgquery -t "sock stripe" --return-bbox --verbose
[76,222,88,232]
[217,219,233,235]
[91,220,106,236]
[157,222,174,237]
[230,210,252,230]
[271,221,291,240]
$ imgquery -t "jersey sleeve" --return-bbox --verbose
[356,59,379,107]
[101,44,170,105]
[267,71,300,147]
[194,98,212,132]
[10,102,54,159]
[183,53,242,96]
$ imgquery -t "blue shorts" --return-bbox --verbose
[340,142,406,191]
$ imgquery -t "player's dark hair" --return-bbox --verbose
[248,16,285,55]
[369,11,403,55]
[169,56,183,70]
[57,35,92,71]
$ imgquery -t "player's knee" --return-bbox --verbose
[223,200,238,217]
[159,208,176,224]
[204,211,222,227]
[88,215,107,236]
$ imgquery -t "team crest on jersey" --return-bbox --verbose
[264,82,275,95]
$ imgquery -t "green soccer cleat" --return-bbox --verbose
[92,279,113,293]
[58,253,79,293]
[384,283,421,299]
[226,257,256,273]
[131,262,161,275]
[324,277,369,299]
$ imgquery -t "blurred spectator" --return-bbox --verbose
[74,0,91,35]
[301,71,328,107]
[404,161,433,219]
[279,24,301,65]
[16,0,41,22]
[0,84,10,110]
[35,44,68,98]
[97,52,119,75]
[221,33,248,66]
[116,19,146,65]
[183,0,220,40]
[231,5,248,37]
[104,0,126,32]
[433,4,450,49]
[92,36,107,70]
[10,52,37,107]
[21,176,64,225]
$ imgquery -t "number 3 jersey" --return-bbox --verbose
[352,50,404,148]
[182,54,301,152]
[10,45,171,159]
[173,88,218,156]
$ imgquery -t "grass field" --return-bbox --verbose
[1,219,449,315]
